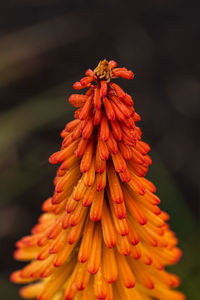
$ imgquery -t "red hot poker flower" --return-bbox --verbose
[11,59,185,300]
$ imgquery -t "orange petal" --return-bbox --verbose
[101,201,116,248]
[80,76,94,86]
[100,80,107,97]
[131,147,145,165]
[90,190,104,221]
[75,262,90,291]
[126,173,146,195]
[78,216,94,263]
[60,155,79,171]
[119,168,132,183]
[110,119,122,141]
[115,251,135,288]
[65,119,80,132]
[124,188,147,225]
[100,112,110,141]
[79,96,92,120]
[98,138,109,160]
[87,223,102,274]
[68,94,88,107]
[20,282,43,299]
[94,267,108,299]
[123,93,134,106]
[118,142,132,160]
[65,194,78,213]
[96,169,107,192]
[95,148,106,173]
[111,152,127,173]
[130,259,155,289]
[83,157,95,187]
[54,164,80,194]
[106,131,119,154]
[73,178,87,201]
[111,95,133,118]
[82,183,96,207]
[103,97,115,120]
[110,82,126,100]
[137,177,156,193]
[94,88,101,110]
[94,109,101,126]
[71,122,82,140]
[49,139,79,164]
[127,219,140,245]
[38,260,75,299]
[49,230,68,254]
[102,244,118,283]
[116,234,130,256]
[53,244,76,267]
[135,140,150,155]
[67,212,86,244]
[75,138,88,158]
[73,81,83,90]
[68,201,87,227]
[111,199,127,219]
[110,100,125,122]
[108,60,117,69]
[80,139,94,173]
[107,162,123,204]
[82,116,94,140]
[128,160,148,177]
[112,69,134,80]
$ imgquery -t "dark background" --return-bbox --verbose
[0,0,199,299]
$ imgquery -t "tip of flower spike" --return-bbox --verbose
[94,59,112,82]
[93,59,134,82]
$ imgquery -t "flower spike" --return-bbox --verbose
[11,59,185,300]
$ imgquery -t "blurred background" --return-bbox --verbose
[0,0,199,299]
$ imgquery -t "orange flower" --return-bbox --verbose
[11,59,185,300]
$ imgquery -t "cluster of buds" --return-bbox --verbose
[11,60,185,300]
